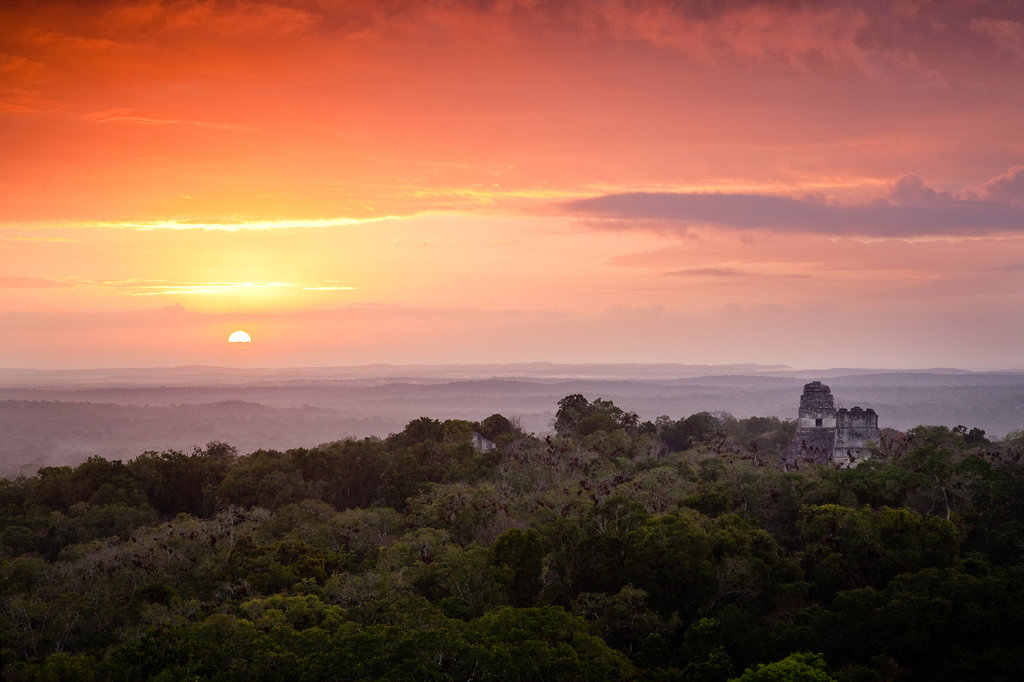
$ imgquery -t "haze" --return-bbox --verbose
[3,364,1023,478]
[2,1,1024,370]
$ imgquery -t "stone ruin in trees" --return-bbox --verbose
[788,381,880,468]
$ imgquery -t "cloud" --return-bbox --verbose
[593,1,872,69]
[0,90,65,114]
[886,173,952,205]
[0,53,42,76]
[125,281,291,296]
[10,1,319,46]
[154,0,319,39]
[337,0,1022,85]
[991,261,1024,271]
[0,46,63,114]
[32,216,399,232]
[59,278,356,296]
[0,304,202,331]
[0,276,70,289]
[970,17,1024,59]
[83,108,254,131]
[10,1,1016,79]
[665,268,751,278]
[371,1,998,78]
[976,166,1024,205]
[137,216,398,231]
[50,278,293,296]
[564,170,1024,237]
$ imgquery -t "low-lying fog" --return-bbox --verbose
[2,364,1022,478]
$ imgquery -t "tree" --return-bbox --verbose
[799,504,962,598]
[623,512,716,618]
[291,438,388,510]
[492,528,544,607]
[387,417,445,448]
[477,413,517,442]
[554,394,592,436]
[661,412,722,453]
[554,395,640,438]
[466,606,637,681]
[731,652,836,682]
[215,449,318,510]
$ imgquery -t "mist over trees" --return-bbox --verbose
[2,394,1023,680]
[4,367,1024,479]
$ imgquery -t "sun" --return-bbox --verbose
[228,330,252,344]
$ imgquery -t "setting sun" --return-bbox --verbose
[228,330,252,344]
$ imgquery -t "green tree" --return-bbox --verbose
[387,416,446,448]
[554,395,640,438]
[492,528,544,607]
[477,413,518,442]
[554,394,592,436]
[799,504,962,598]
[731,652,835,682]
[215,449,318,510]
[623,512,716,618]
[661,412,722,453]
[290,438,387,510]
[467,606,637,681]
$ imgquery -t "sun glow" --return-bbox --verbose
[132,282,290,296]
[228,330,252,344]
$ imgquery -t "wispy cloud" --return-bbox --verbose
[665,268,752,278]
[0,88,64,115]
[0,234,78,243]
[133,216,399,232]
[39,216,400,232]
[970,17,1024,59]
[129,282,290,296]
[67,279,360,296]
[83,108,254,131]
[0,305,190,332]
[67,279,291,296]
[0,276,71,289]
[323,1,1013,81]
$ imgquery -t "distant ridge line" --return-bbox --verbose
[1,363,1020,390]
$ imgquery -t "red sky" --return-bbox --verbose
[2,0,1023,369]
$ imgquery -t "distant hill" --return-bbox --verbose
[2,365,1022,477]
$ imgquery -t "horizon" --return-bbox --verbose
[3,1,1024,370]
[2,360,1024,376]
[4,362,1024,480]
[3,361,1023,384]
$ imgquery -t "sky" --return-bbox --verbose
[2,0,1023,370]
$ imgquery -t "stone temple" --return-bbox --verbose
[789,381,880,467]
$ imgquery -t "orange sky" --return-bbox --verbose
[2,0,1024,369]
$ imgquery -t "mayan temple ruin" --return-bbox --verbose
[789,381,880,467]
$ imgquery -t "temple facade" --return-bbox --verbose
[790,381,879,467]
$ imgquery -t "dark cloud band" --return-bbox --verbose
[564,190,1024,237]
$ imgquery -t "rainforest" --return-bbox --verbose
[2,395,1023,681]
